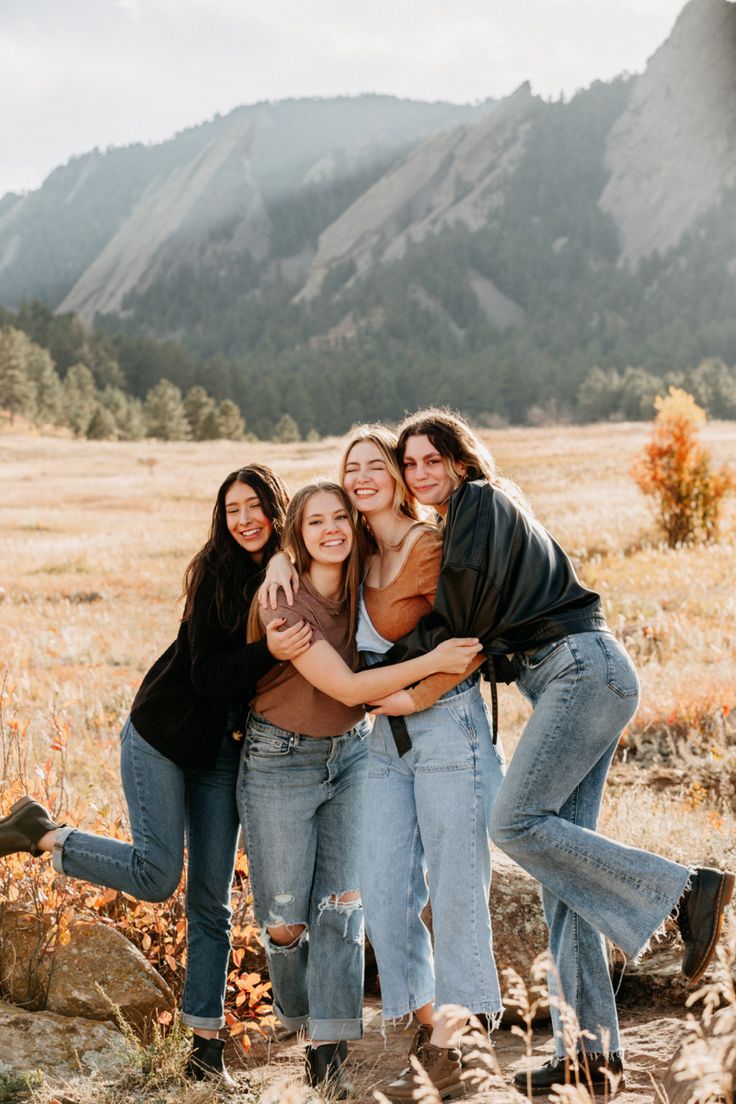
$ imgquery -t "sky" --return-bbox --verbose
[1,0,687,198]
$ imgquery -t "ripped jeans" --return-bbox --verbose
[238,713,369,1042]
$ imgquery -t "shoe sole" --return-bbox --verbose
[686,871,736,984]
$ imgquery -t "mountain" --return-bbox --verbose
[600,0,736,264]
[2,0,736,435]
[0,95,489,318]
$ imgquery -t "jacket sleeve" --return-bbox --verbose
[383,482,503,666]
[187,571,276,698]
[401,535,485,710]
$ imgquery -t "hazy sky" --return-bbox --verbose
[2,0,686,198]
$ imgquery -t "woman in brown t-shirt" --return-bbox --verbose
[240,480,480,1097]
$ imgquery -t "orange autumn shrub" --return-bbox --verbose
[632,387,735,547]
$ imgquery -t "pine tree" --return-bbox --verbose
[184,385,217,440]
[144,379,191,440]
[0,326,35,424]
[26,342,63,426]
[63,362,98,436]
[101,386,146,440]
[217,399,245,440]
[273,413,300,442]
[86,403,118,440]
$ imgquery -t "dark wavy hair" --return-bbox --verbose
[396,407,530,512]
[183,464,290,633]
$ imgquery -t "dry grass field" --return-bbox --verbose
[1,422,735,862]
[1,421,736,1102]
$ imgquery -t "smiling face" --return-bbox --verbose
[402,433,466,508]
[342,439,397,516]
[300,489,354,566]
[224,481,273,562]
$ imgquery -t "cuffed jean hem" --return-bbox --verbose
[274,1004,309,1034]
[181,1012,226,1031]
[52,826,77,875]
[310,1017,363,1042]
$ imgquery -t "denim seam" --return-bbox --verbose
[406,821,423,1009]
[182,776,193,1016]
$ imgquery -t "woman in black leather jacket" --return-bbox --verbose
[374,408,733,1097]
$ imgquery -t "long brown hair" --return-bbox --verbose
[396,407,530,511]
[184,464,290,633]
[248,480,361,643]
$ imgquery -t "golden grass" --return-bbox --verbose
[1,422,735,862]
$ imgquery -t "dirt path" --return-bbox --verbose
[240,999,689,1101]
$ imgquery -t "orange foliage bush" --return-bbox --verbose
[632,387,735,547]
[0,668,275,1050]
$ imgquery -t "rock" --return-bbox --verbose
[490,850,549,992]
[0,909,174,1031]
[661,1005,736,1104]
[615,933,696,1009]
[0,998,128,1080]
[600,0,736,266]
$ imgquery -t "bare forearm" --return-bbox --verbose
[294,643,438,707]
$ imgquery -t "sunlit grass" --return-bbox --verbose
[1,423,735,862]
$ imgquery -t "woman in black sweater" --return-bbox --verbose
[0,464,310,1086]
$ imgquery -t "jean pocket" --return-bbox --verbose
[596,634,640,699]
[522,638,568,670]
[246,726,292,757]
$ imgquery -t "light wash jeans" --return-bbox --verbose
[361,674,505,1021]
[54,717,241,1030]
[489,632,690,1056]
[238,713,369,1042]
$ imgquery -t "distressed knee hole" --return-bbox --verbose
[330,890,361,906]
[266,922,306,947]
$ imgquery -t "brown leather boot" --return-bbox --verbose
[0,796,61,858]
[384,1024,463,1101]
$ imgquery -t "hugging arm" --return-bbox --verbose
[291,637,481,708]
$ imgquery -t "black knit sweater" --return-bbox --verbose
[130,566,274,770]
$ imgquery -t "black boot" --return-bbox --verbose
[514,1053,625,1097]
[0,796,62,857]
[305,1041,350,1099]
[185,1035,238,1091]
[676,867,736,983]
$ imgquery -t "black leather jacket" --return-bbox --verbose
[382,479,606,751]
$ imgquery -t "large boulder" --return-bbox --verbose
[0,909,174,1030]
[0,998,128,1079]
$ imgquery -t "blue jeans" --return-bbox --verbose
[54,718,241,1030]
[361,676,505,1020]
[489,632,690,1056]
[238,713,369,1042]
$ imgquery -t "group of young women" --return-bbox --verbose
[1,409,733,1100]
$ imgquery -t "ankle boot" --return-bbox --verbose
[305,1041,350,1099]
[676,867,736,982]
[384,1024,463,1101]
[185,1035,237,1090]
[513,1052,625,1096]
[0,796,62,858]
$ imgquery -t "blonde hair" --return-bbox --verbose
[247,480,361,644]
[339,423,424,558]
